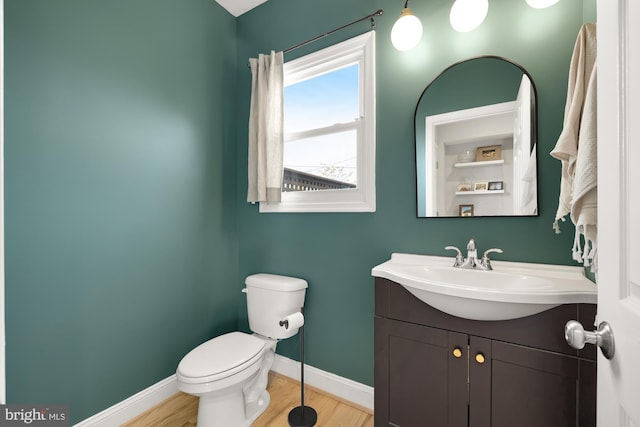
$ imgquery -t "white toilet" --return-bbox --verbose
[176,273,308,427]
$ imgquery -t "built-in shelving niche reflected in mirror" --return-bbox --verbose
[415,56,539,218]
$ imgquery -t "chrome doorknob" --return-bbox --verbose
[565,320,615,360]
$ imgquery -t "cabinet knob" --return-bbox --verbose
[452,348,463,358]
[475,353,485,364]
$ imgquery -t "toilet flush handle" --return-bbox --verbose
[242,288,248,293]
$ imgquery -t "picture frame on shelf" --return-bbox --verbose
[475,144,502,162]
[459,204,474,217]
[474,182,488,192]
[457,183,472,192]
[488,181,504,191]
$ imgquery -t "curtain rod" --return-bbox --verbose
[248,9,383,67]
[282,9,383,54]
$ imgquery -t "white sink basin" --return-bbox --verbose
[372,253,597,321]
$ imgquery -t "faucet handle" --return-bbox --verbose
[445,246,464,267]
[480,248,503,270]
[482,248,503,258]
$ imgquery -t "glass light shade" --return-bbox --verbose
[391,8,423,51]
[525,0,559,8]
[449,0,489,33]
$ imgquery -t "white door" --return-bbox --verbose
[596,0,640,424]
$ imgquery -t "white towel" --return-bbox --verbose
[570,65,597,269]
[550,23,598,270]
[550,23,597,230]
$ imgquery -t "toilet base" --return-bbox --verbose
[246,389,271,425]
[195,388,270,427]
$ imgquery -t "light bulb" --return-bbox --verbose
[525,0,559,8]
[391,8,423,51]
[449,0,489,33]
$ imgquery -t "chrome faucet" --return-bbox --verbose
[445,239,503,270]
[462,238,478,268]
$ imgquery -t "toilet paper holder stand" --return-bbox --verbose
[279,308,317,427]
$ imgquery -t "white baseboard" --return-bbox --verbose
[73,375,178,427]
[271,354,374,412]
[74,355,374,426]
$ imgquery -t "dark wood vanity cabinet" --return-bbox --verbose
[374,278,597,427]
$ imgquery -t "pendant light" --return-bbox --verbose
[449,0,489,33]
[391,0,423,51]
[525,0,559,8]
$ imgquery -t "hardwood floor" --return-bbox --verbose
[121,373,374,427]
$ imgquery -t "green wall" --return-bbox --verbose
[5,0,238,423]
[4,0,596,423]
[236,0,590,386]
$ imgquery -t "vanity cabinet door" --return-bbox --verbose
[469,336,491,427]
[487,341,595,427]
[374,317,468,427]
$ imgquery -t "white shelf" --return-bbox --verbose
[453,159,504,168]
[455,190,505,196]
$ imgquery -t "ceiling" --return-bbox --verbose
[215,0,268,17]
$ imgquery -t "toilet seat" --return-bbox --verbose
[177,332,265,384]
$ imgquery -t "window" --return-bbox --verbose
[260,31,376,213]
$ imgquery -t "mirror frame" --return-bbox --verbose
[414,55,539,218]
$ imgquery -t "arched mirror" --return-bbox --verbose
[415,56,538,218]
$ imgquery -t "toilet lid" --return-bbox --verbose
[178,332,265,380]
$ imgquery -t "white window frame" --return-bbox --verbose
[260,31,376,213]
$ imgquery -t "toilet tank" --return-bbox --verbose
[245,273,308,339]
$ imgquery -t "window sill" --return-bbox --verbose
[259,189,375,213]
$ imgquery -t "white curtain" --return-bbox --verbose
[247,51,284,203]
